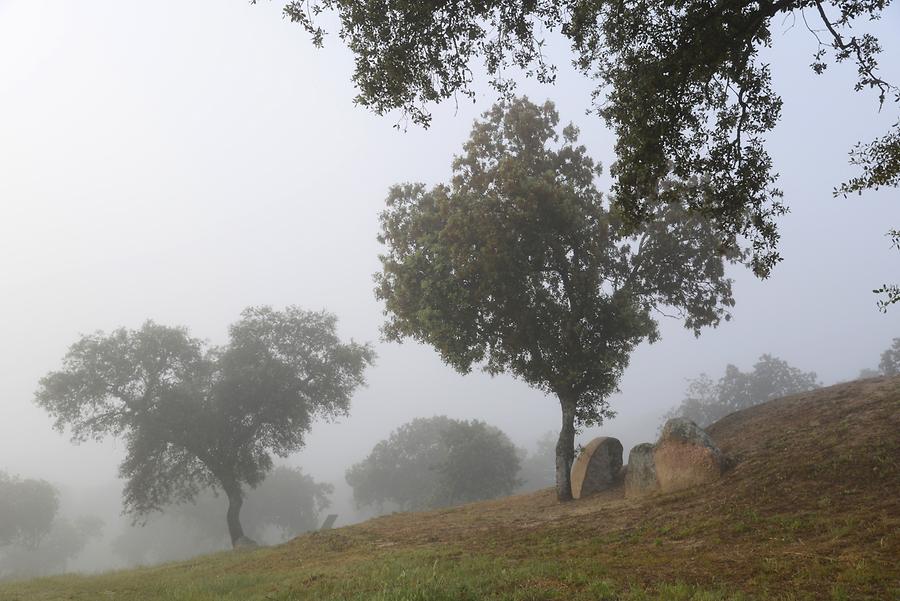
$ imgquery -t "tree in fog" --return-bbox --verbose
[272,0,897,278]
[517,432,557,493]
[346,416,454,512]
[346,416,521,511]
[666,354,820,427]
[242,466,332,541]
[878,337,900,376]
[0,472,58,549]
[856,337,900,378]
[114,466,332,564]
[36,306,373,547]
[375,98,738,501]
[0,472,102,580]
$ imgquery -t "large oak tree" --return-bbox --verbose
[35,306,373,546]
[375,98,739,501]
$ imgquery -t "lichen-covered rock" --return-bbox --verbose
[571,436,623,499]
[653,417,722,493]
[624,442,659,498]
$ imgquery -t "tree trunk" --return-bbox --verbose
[224,483,248,547]
[555,396,577,502]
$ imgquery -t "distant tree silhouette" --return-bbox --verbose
[346,416,521,511]
[0,472,101,580]
[878,337,900,376]
[666,355,820,427]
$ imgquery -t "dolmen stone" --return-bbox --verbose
[570,436,623,499]
[624,442,659,498]
[653,417,723,493]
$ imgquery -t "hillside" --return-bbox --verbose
[2,377,898,601]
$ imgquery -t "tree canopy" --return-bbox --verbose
[665,354,821,427]
[375,98,738,500]
[345,416,522,511]
[268,0,898,278]
[35,306,373,547]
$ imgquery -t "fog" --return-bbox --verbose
[0,0,897,576]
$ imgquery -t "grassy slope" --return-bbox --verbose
[2,377,898,601]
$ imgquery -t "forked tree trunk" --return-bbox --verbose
[224,483,247,547]
[555,396,577,502]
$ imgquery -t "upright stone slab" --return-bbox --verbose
[570,437,623,499]
[653,417,723,493]
[624,442,659,498]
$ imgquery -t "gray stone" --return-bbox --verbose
[570,437,623,499]
[624,442,659,498]
[320,514,338,530]
[233,535,258,549]
[653,417,723,493]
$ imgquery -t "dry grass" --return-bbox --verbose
[2,377,898,600]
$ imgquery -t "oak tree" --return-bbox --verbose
[35,306,373,547]
[375,98,738,501]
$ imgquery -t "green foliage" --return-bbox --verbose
[375,98,737,499]
[431,418,522,507]
[838,124,900,195]
[270,0,897,278]
[346,416,521,511]
[877,337,900,376]
[35,306,373,545]
[666,354,820,427]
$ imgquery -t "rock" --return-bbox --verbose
[570,436,623,499]
[653,417,723,493]
[624,442,659,498]
[233,535,258,550]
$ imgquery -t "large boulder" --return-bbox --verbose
[624,442,659,498]
[653,417,723,493]
[570,437,623,499]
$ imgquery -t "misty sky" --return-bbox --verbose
[1,0,897,505]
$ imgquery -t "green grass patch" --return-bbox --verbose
[0,546,753,601]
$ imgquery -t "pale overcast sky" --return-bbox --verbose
[0,0,897,509]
